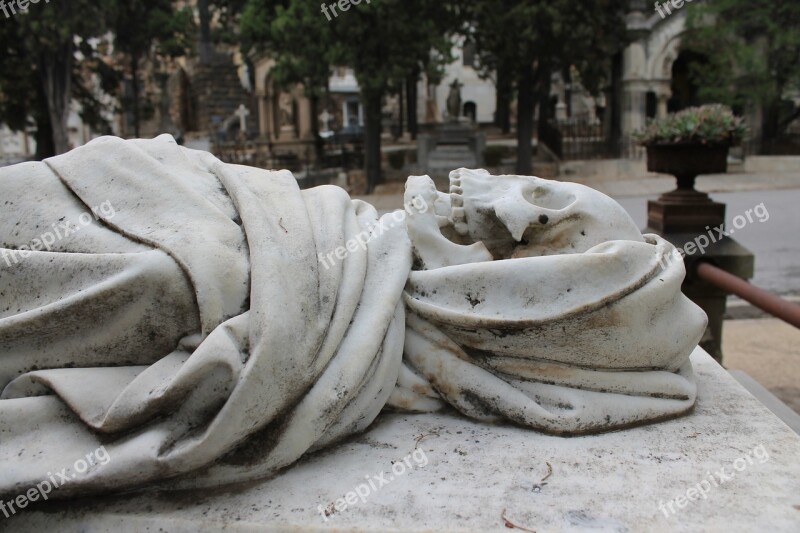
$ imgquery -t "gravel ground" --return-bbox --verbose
[722,318,800,415]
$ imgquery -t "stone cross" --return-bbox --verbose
[235,104,250,132]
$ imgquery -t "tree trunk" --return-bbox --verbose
[495,69,511,134]
[309,93,324,163]
[33,84,55,160]
[406,71,418,140]
[516,64,534,175]
[197,0,212,64]
[39,42,73,155]
[761,99,781,142]
[131,54,141,138]
[364,90,383,193]
[398,84,404,139]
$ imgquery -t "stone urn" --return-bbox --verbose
[646,143,729,200]
[645,143,729,232]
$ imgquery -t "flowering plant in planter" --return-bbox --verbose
[634,105,746,193]
[634,104,746,148]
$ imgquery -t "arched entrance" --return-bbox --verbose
[668,51,708,113]
[463,101,477,123]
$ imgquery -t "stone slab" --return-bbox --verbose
[6,347,800,532]
[729,370,800,435]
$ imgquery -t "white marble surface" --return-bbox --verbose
[2,140,709,501]
[7,347,800,532]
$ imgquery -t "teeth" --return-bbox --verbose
[450,186,463,195]
[450,206,468,235]
[450,193,463,207]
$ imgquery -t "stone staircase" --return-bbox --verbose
[426,145,478,177]
[189,54,256,138]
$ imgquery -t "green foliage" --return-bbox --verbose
[466,0,628,93]
[684,0,800,139]
[241,0,331,96]
[0,0,195,155]
[634,105,746,147]
[239,0,463,188]
[464,0,629,172]
[325,0,461,97]
[209,0,249,46]
[0,0,113,154]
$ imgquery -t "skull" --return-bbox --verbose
[404,169,643,269]
[449,168,643,259]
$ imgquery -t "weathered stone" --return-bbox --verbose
[1,136,706,501]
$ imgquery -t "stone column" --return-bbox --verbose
[620,39,648,150]
[657,94,669,119]
[622,82,648,143]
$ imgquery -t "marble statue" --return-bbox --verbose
[0,135,706,500]
[446,79,462,121]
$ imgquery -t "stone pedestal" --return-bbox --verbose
[645,157,754,362]
[7,348,800,532]
[648,231,755,362]
[415,124,484,179]
[647,193,726,234]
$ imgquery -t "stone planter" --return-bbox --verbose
[645,143,730,233]
[646,143,729,195]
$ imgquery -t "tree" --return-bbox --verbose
[467,0,629,174]
[0,19,52,158]
[241,0,461,192]
[684,0,800,144]
[0,1,112,155]
[331,0,463,190]
[241,0,331,160]
[0,0,193,158]
[106,1,195,138]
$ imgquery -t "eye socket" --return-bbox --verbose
[525,185,575,210]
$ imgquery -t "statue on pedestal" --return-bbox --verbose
[445,79,462,122]
[0,135,706,499]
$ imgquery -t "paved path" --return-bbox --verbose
[616,188,800,297]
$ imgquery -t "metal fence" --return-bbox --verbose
[540,119,629,161]
[211,139,364,188]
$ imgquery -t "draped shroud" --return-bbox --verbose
[0,135,411,497]
[0,135,705,499]
[391,235,706,435]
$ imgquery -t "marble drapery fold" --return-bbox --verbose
[0,135,411,497]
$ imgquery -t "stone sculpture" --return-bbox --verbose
[446,79,462,121]
[0,135,706,499]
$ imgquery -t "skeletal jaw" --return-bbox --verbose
[404,170,643,269]
[404,175,492,270]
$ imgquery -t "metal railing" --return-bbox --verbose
[695,261,800,329]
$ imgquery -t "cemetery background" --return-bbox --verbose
[1,0,799,530]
